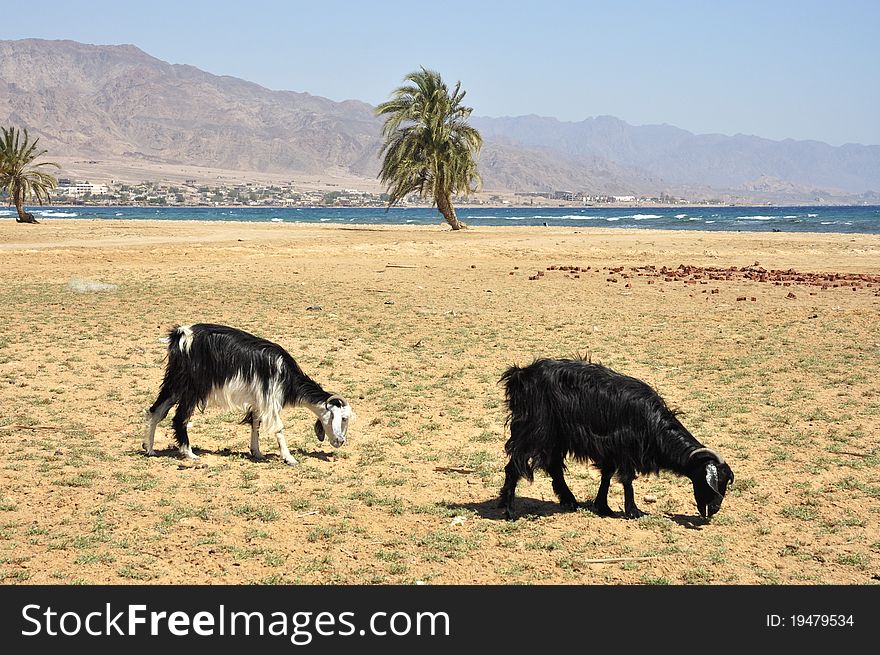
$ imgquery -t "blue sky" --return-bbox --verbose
[4,0,879,145]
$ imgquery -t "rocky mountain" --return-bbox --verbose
[0,39,381,175]
[2,38,652,195]
[1,38,877,200]
[470,114,880,195]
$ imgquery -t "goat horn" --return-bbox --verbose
[688,447,725,465]
[325,394,348,408]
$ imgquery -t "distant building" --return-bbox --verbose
[55,181,109,197]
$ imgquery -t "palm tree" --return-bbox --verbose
[375,68,483,230]
[0,126,59,224]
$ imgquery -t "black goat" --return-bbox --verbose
[144,324,352,465]
[498,358,733,520]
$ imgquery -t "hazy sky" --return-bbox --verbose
[4,0,879,145]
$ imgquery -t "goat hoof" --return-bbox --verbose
[283,457,299,467]
[250,451,264,461]
[560,499,579,512]
[593,504,615,517]
[144,449,156,457]
[623,508,647,519]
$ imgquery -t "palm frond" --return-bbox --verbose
[1,126,60,211]
[375,68,483,218]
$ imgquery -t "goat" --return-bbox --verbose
[143,323,352,465]
[498,357,733,520]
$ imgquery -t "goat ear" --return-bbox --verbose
[314,419,326,442]
[705,462,720,494]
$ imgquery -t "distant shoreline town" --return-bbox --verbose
[29,178,873,209]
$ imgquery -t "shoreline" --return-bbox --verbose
[6,205,877,239]
[12,201,880,211]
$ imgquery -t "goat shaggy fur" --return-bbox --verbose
[499,358,733,520]
[143,323,351,465]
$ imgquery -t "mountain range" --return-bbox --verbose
[1,38,878,203]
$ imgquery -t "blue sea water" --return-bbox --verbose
[3,205,880,234]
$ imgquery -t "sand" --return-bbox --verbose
[0,218,878,585]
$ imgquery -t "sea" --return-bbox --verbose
[3,205,880,234]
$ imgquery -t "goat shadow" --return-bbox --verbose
[447,497,710,529]
[666,513,711,530]
[446,497,588,521]
[136,445,335,463]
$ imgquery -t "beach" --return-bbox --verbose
[1,219,878,584]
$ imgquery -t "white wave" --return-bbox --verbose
[319,218,332,222]
[115,212,123,216]
[688,217,703,221]
[605,217,621,221]
[674,214,687,219]
[705,220,716,224]
[807,213,818,217]
[820,221,837,225]
[630,214,662,219]
[784,215,797,218]
[270,217,283,222]
[37,211,78,217]
[501,216,530,221]
[736,215,776,220]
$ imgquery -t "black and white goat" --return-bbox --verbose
[498,358,734,520]
[143,324,352,465]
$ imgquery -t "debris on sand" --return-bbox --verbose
[68,277,118,293]
[531,263,880,295]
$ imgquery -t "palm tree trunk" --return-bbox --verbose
[435,192,463,230]
[13,191,38,224]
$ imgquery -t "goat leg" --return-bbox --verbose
[172,395,199,460]
[548,456,578,511]
[498,460,520,520]
[621,479,646,519]
[249,419,264,460]
[592,469,616,517]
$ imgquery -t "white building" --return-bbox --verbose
[55,181,109,198]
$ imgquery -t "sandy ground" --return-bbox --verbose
[0,219,878,585]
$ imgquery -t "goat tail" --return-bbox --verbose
[164,324,194,357]
[499,363,546,481]
[499,363,542,425]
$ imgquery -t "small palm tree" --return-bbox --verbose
[0,126,59,224]
[375,68,483,230]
